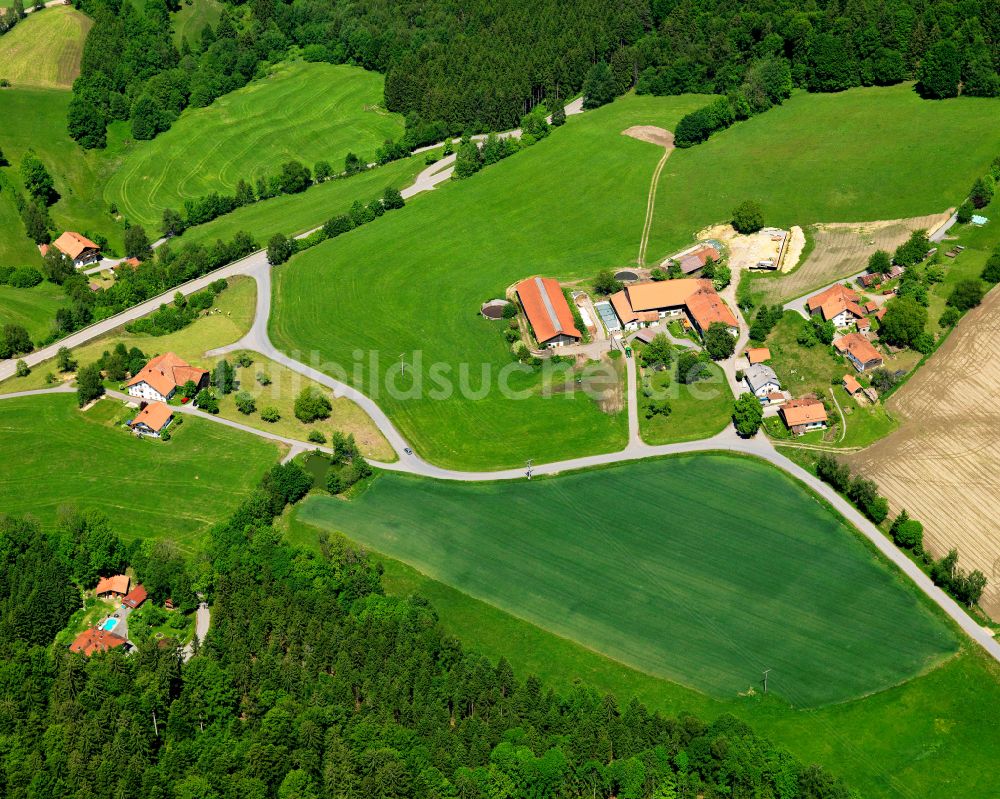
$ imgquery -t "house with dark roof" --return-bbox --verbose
[127,353,209,403]
[744,363,781,400]
[514,277,582,348]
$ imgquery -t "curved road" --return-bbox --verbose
[0,109,995,663]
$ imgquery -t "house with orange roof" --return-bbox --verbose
[515,277,582,348]
[128,402,174,438]
[806,284,865,328]
[610,278,738,338]
[50,231,102,268]
[123,583,148,609]
[69,628,129,657]
[842,374,863,396]
[779,398,828,435]
[834,332,884,372]
[745,347,770,365]
[95,574,130,599]
[127,352,209,402]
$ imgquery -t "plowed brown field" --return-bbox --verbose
[847,287,1000,618]
[758,212,951,303]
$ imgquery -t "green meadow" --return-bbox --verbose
[176,155,424,249]
[104,62,404,228]
[271,94,711,468]
[292,454,956,706]
[0,281,65,344]
[0,88,125,263]
[172,0,224,47]
[0,6,91,90]
[646,84,1000,259]
[0,393,281,548]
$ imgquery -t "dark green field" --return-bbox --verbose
[294,454,956,706]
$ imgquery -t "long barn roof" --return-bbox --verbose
[515,277,581,343]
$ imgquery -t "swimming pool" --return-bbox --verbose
[101,618,118,632]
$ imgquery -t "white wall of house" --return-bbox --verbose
[748,380,781,399]
[127,381,171,403]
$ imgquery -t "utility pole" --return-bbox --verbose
[526,459,533,480]
[762,668,771,695]
[152,708,158,738]
[399,353,405,376]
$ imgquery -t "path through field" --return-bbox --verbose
[624,125,674,266]
[757,212,952,303]
[848,287,1000,618]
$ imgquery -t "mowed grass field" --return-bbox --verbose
[293,454,956,706]
[646,84,1000,259]
[104,62,405,228]
[0,6,92,89]
[0,281,65,343]
[271,94,711,468]
[0,393,282,548]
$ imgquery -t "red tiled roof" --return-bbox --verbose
[123,583,148,609]
[746,347,771,364]
[685,287,739,330]
[780,398,828,427]
[834,332,883,366]
[70,628,128,656]
[807,284,863,322]
[130,401,173,433]
[95,575,130,596]
[127,353,208,397]
[843,374,862,394]
[515,277,581,344]
[53,231,100,260]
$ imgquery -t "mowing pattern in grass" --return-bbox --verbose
[0,7,92,89]
[295,455,956,706]
[0,281,65,344]
[271,95,710,468]
[646,84,1000,260]
[104,62,404,228]
[0,394,281,547]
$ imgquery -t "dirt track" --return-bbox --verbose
[759,212,951,303]
[847,287,1000,618]
[624,126,675,267]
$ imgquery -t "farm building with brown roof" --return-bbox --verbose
[834,333,884,372]
[779,398,828,435]
[609,278,738,337]
[514,277,582,348]
[127,353,209,403]
[745,347,771,365]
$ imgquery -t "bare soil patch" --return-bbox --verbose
[757,212,951,304]
[847,287,1000,619]
[622,125,674,148]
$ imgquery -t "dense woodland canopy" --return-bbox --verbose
[0,465,857,799]
[63,0,1000,150]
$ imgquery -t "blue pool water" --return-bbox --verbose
[101,618,118,632]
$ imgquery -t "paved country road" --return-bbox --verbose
[1,108,995,664]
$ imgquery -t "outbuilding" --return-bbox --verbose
[514,277,582,348]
